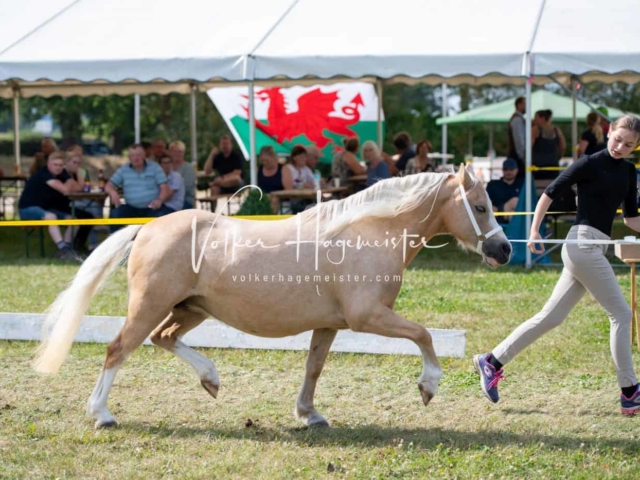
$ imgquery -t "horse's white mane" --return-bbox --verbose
[300,170,457,239]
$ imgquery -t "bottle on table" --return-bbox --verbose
[313,170,321,190]
[98,169,106,191]
[83,171,91,192]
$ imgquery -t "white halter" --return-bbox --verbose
[458,183,503,253]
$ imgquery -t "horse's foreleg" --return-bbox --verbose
[149,306,217,398]
[295,328,337,428]
[347,306,442,406]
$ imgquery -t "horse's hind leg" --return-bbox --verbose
[87,294,172,429]
[295,328,337,428]
[149,305,218,398]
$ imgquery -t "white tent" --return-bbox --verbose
[0,0,296,98]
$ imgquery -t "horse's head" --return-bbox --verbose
[442,165,512,267]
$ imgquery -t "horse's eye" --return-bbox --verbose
[475,206,486,213]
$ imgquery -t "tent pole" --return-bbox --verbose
[571,79,578,159]
[376,78,383,150]
[441,83,448,165]
[134,93,141,143]
[12,88,20,172]
[190,85,198,167]
[468,125,473,157]
[489,123,494,159]
[525,74,533,269]
[248,81,257,186]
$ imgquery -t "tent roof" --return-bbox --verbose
[0,0,295,97]
[1,0,640,97]
[436,90,639,125]
[249,0,536,84]
[530,0,640,80]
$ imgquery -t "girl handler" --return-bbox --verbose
[474,115,640,415]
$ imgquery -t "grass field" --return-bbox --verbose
[1,222,640,478]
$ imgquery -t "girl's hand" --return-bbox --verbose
[528,230,545,254]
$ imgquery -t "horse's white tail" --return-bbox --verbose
[33,225,144,374]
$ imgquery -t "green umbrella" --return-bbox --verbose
[436,90,639,125]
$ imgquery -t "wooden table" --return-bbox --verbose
[67,191,109,236]
[347,174,368,184]
[614,243,640,348]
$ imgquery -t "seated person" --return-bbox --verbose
[362,141,391,187]
[486,159,523,224]
[204,134,245,195]
[167,140,196,209]
[404,140,435,175]
[305,145,321,171]
[105,144,172,232]
[18,151,91,259]
[287,145,315,189]
[159,154,185,214]
[257,146,293,213]
[65,151,102,251]
[331,136,366,186]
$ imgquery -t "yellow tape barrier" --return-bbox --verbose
[0,215,293,227]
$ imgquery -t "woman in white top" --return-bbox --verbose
[286,145,315,189]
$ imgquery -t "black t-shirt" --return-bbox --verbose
[212,150,245,178]
[545,149,638,236]
[18,166,72,212]
[580,129,607,156]
[486,178,523,209]
[396,145,417,172]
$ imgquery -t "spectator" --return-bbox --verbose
[41,138,57,159]
[486,158,523,224]
[362,141,391,187]
[578,112,607,156]
[507,96,527,178]
[305,145,321,170]
[392,132,416,175]
[65,151,102,251]
[287,145,315,189]
[597,107,611,136]
[30,152,47,176]
[167,140,196,209]
[142,141,153,159]
[404,140,435,175]
[204,135,245,194]
[532,109,566,180]
[105,144,172,231]
[331,137,366,185]
[257,145,293,213]
[18,151,90,260]
[158,154,185,214]
[148,139,166,163]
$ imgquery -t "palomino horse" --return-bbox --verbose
[33,165,511,429]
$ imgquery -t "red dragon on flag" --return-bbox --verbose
[242,87,364,149]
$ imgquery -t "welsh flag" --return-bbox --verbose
[206,82,385,164]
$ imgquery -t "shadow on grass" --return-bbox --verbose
[118,421,640,454]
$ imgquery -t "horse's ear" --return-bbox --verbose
[458,163,475,191]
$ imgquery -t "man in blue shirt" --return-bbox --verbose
[486,158,523,224]
[105,144,172,231]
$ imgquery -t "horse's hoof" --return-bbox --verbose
[419,384,434,406]
[95,419,117,429]
[309,420,330,429]
[201,379,219,399]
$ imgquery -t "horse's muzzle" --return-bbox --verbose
[482,237,512,266]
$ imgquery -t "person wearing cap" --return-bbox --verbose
[486,158,523,224]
